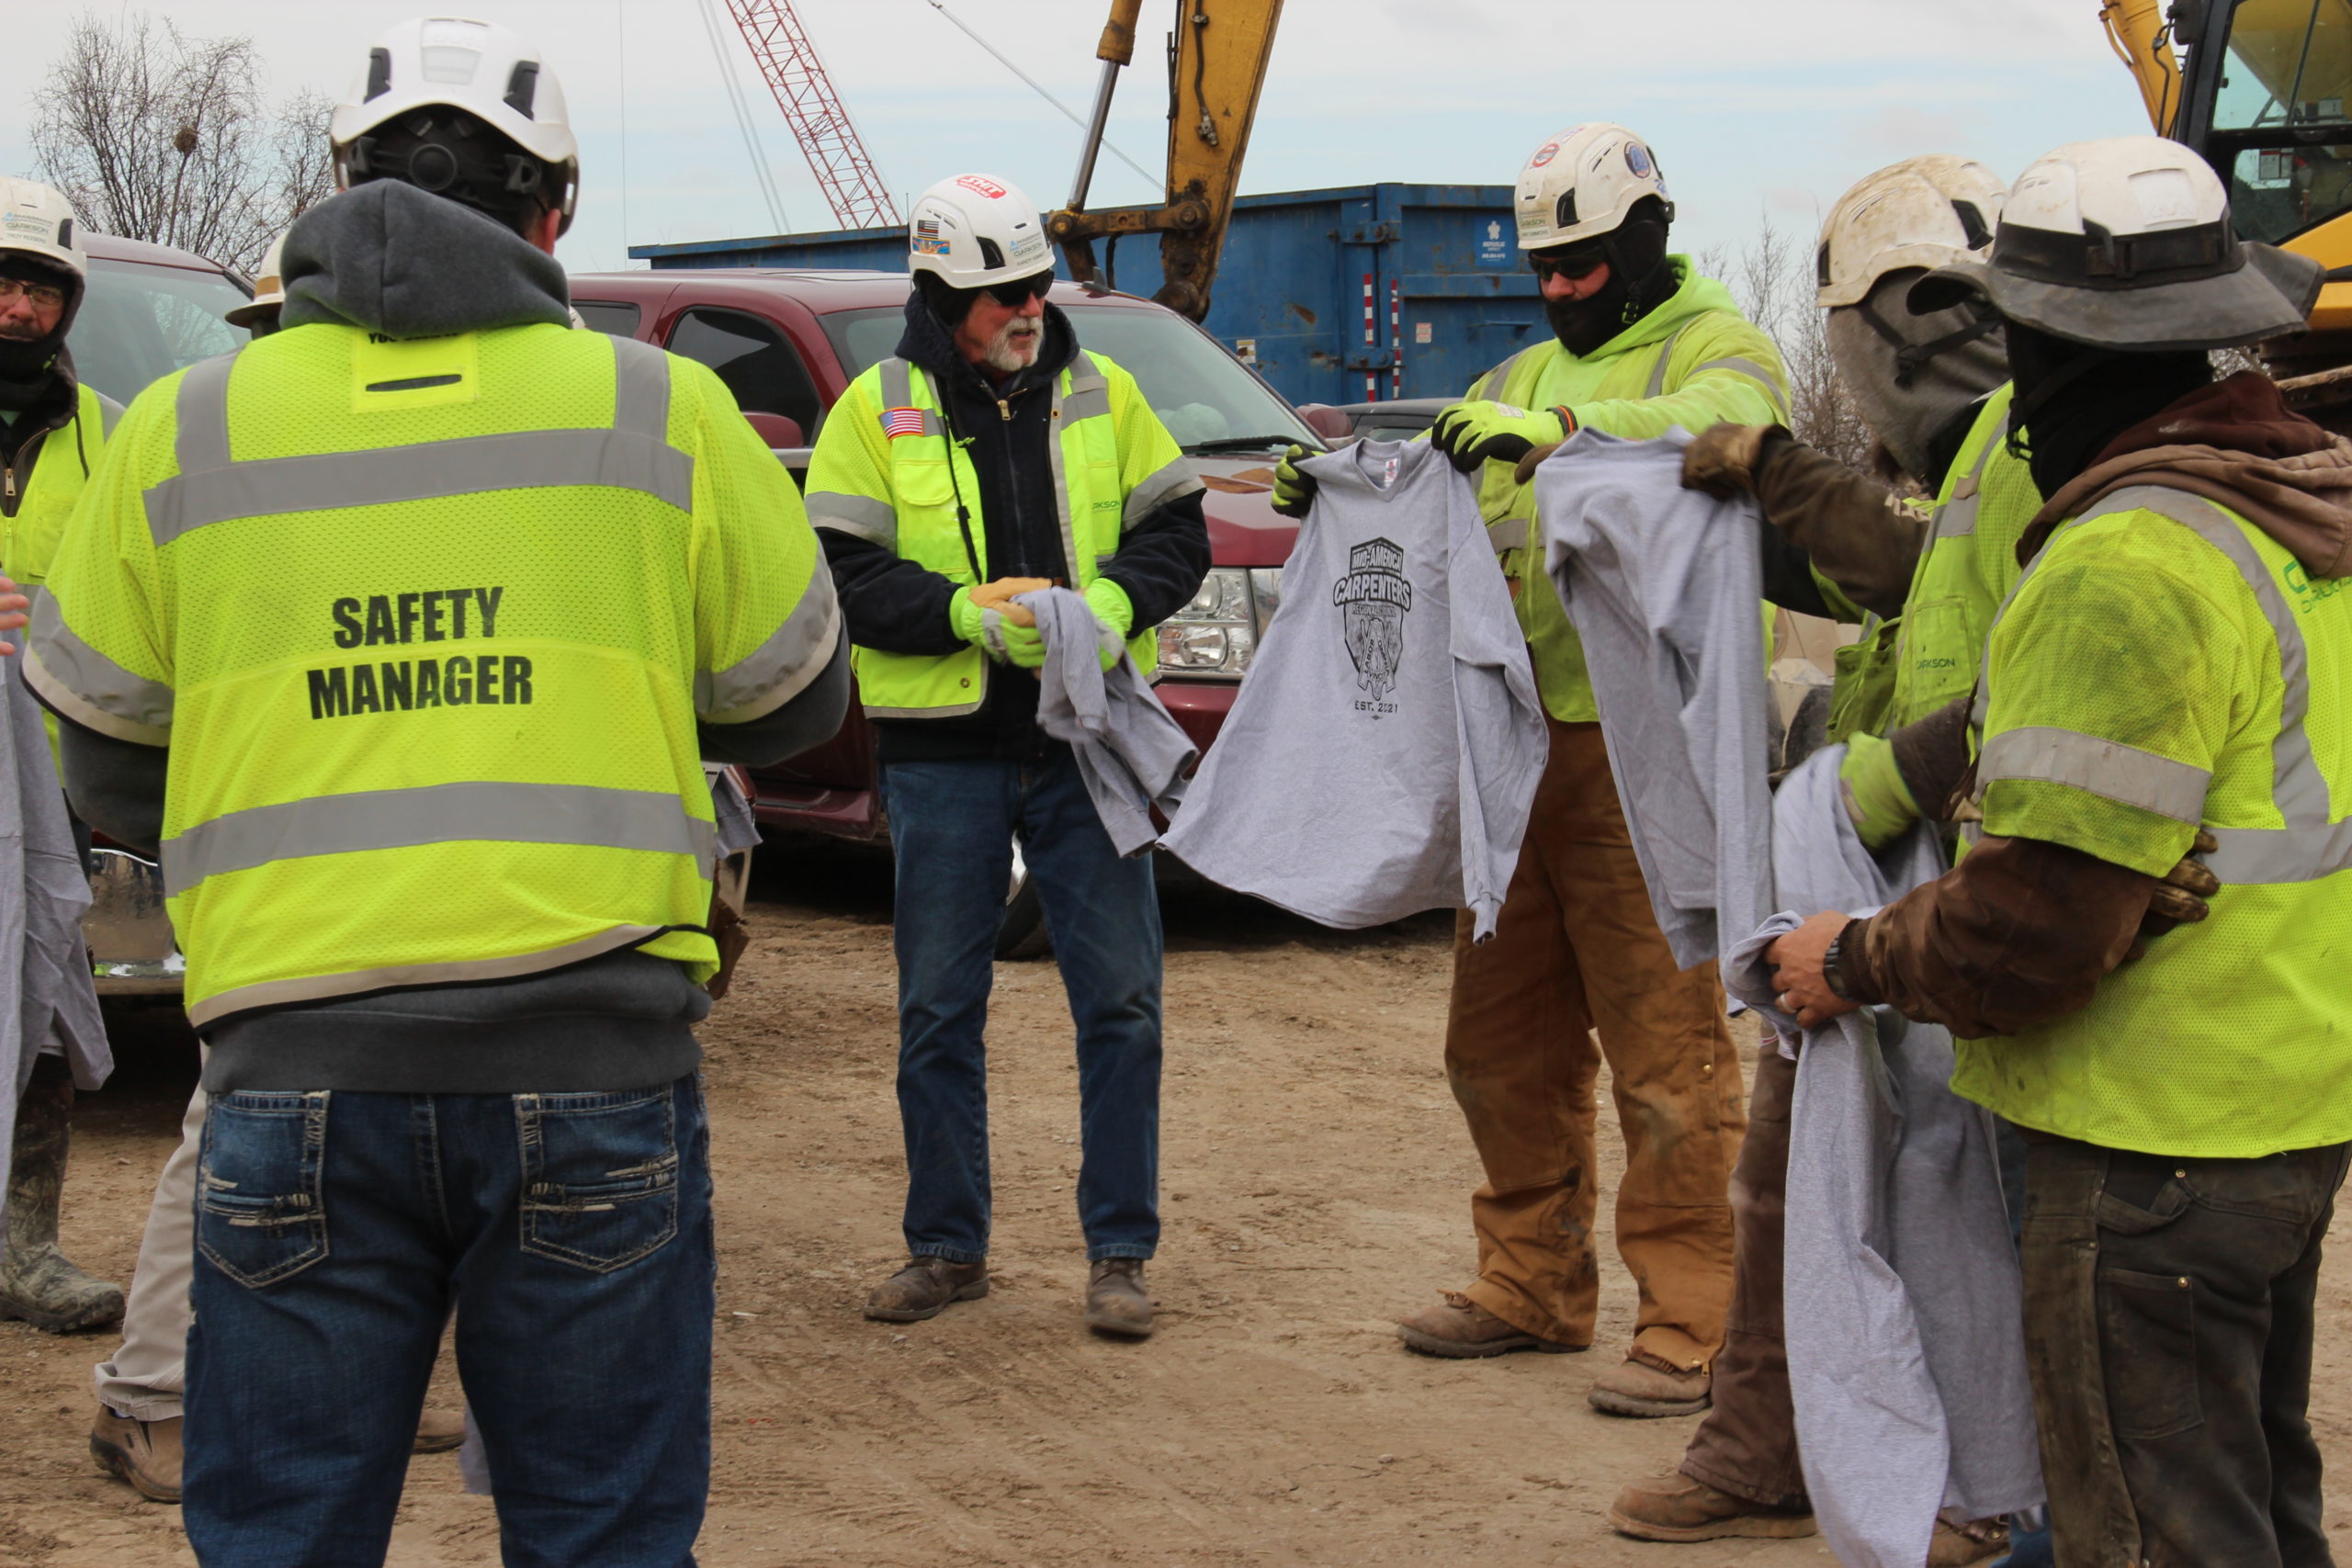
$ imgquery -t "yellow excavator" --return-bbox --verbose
[2104,0,2352,421]
[1045,0,1284,321]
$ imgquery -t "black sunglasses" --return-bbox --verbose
[1529,248,1608,284]
[985,272,1054,308]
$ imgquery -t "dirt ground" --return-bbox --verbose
[6,844,2351,1567]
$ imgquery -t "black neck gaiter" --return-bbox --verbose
[2006,322,2215,498]
[1544,211,1674,358]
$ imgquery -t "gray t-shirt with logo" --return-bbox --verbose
[1159,439,1545,937]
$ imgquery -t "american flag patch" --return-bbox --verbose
[881,407,929,439]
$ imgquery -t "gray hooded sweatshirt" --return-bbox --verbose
[1159,439,1545,937]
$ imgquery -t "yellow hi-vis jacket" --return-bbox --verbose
[3,378,120,592]
[1956,484,2352,1157]
[802,350,1198,718]
[1465,258,1789,723]
[28,322,838,1029]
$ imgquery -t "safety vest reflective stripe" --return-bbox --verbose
[191,925,671,1030]
[1973,482,2346,886]
[96,392,123,437]
[695,568,841,723]
[23,591,173,744]
[804,490,897,547]
[1486,519,1531,553]
[1974,725,2211,821]
[1692,355,1786,407]
[162,780,718,897]
[1927,420,2001,543]
[143,337,693,545]
[1123,457,1194,528]
[1643,322,1694,399]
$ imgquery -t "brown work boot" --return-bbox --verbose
[90,1408,182,1504]
[413,1406,466,1454]
[1608,1471,1816,1542]
[1928,1512,2008,1565]
[1396,1291,1579,1359]
[1084,1258,1154,1338]
[1589,1347,1712,1416]
[863,1256,989,1323]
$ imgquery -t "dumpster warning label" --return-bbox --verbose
[1476,219,1510,269]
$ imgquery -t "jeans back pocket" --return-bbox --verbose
[515,1086,680,1272]
[197,1091,330,1288]
[2098,1266,2203,1438]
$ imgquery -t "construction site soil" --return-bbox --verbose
[6,843,2350,1566]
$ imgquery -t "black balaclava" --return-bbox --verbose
[1542,201,1675,358]
[0,254,83,410]
[2004,321,2215,498]
[913,267,981,328]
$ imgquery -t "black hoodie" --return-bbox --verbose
[820,293,1210,763]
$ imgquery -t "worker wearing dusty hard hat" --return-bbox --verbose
[32,16,850,1555]
[1606,154,2036,1562]
[0,175,122,1348]
[1281,124,1788,1416]
[1769,134,2347,1568]
[805,173,1207,1340]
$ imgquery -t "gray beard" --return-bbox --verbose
[984,321,1043,375]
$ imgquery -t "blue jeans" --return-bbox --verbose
[881,751,1162,1262]
[184,1075,714,1568]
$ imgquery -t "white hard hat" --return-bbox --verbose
[330,17,580,234]
[0,177,87,286]
[1815,156,2005,308]
[1912,135,2320,352]
[1513,123,1674,252]
[908,174,1054,289]
[226,231,288,329]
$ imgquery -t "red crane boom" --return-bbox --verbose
[722,0,899,229]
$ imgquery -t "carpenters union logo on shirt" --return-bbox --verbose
[1333,536,1411,706]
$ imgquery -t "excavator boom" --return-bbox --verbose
[1047,0,1285,321]
[2101,0,2187,130]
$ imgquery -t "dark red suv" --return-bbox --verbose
[567,270,1321,949]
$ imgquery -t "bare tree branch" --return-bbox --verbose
[30,11,332,274]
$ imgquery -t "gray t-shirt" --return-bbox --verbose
[1724,746,2042,1563]
[1159,439,1545,937]
[1020,585,1195,858]
[1535,428,1775,967]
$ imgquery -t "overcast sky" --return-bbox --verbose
[1,1,2156,276]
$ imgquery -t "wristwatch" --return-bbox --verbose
[1822,926,1859,1003]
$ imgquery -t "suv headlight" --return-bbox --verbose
[1157,567,1283,679]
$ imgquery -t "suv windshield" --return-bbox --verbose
[2209,0,2352,242]
[72,257,251,405]
[820,299,1314,454]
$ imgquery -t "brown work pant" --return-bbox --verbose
[1679,1046,1804,1506]
[1445,719,1744,1368]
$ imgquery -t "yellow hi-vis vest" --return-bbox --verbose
[28,321,837,1029]
[3,379,120,592]
[1954,484,2352,1157]
[1827,384,2044,744]
[803,350,1199,718]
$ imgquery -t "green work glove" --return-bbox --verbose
[1272,444,1318,519]
[1084,577,1135,672]
[1431,400,1575,475]
[1838,732,1921,852]
[951,586,1046,668]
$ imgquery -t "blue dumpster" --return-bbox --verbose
[628,182,1542,407]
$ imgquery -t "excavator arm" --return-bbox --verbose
[2101,0,2187,132]
[1046,0,1285,321]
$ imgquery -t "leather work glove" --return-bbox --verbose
[1083,577,1135,672]
[1681,423,1791,499]
[2139,829,2222,942]
[1431,400,1575,475]
[1272,444,1317,519]
[1514,441,1563,485]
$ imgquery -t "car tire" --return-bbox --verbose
[996,840,1053,961]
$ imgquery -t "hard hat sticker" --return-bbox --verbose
[1530,142,1561,168]
[956,175,1009,200]
[912,218,951,256]
[1625,142,1655,179]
